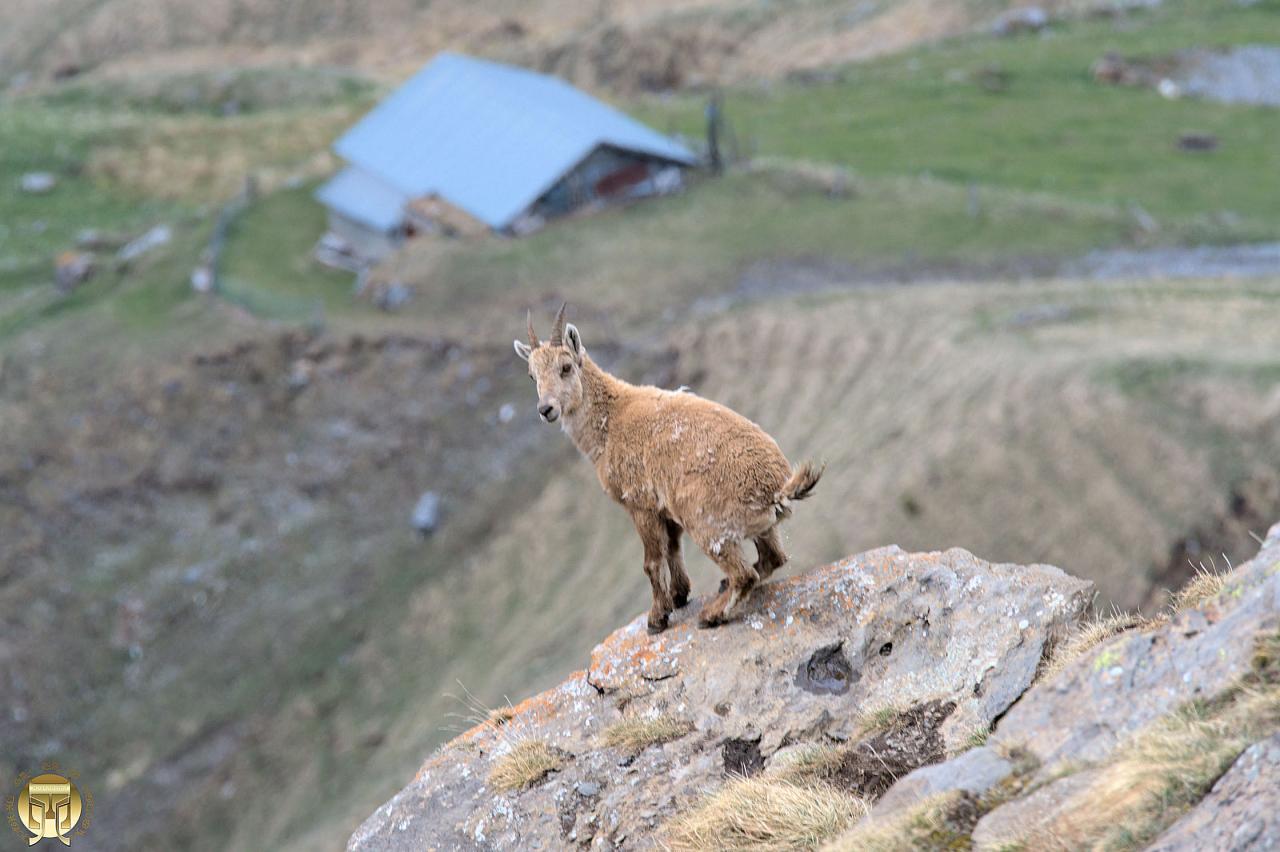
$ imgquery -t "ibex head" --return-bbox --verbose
[513,303,585,424]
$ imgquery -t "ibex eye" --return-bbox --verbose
[561,364,572,376]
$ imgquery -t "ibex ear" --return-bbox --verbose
[513,340,532,362]
[564,323,584,363]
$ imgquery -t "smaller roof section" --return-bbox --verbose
[315,167,408,234]
[327,53,696,231]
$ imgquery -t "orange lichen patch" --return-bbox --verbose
[412,672,594,782]
[589,619,689,689]
[416,671,591,782]
[505,671,590,725]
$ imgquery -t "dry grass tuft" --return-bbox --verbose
[1013,638,1280,851]
[601,714,692,753]
[666,777,870,852]
[1041,609,1148,681]
[488,739,565,792]
[955,725,990,756]
[769,744,843,783]
[1168,563,1233,615]
[87,105,358,201]
[853,705,904,735]
[822,790,978,852]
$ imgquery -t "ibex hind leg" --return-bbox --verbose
[715,524,787,593]
[698,540,758,628]
[753,525,788,581]
[664,517,692,609]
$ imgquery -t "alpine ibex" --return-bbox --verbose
[515,305,822,633]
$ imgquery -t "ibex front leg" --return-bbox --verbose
[630,510,674,634]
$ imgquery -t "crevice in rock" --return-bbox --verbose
[722,736,764,777]
[795,642,856,695]
[827,699,956,799]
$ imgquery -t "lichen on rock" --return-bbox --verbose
[347,545,1092,850]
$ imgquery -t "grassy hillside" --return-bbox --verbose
[283,274,1280,849]
[638,0,1280,226]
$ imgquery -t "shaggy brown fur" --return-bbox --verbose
[515,305,823,633]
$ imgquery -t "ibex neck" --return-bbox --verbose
[564,355,622,462]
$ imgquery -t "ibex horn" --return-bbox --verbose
[549,302,569,345]
[526,310,540,347]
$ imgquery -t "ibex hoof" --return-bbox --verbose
[673,590,690,608]
[647,615,669,635]
[697,612,728,629]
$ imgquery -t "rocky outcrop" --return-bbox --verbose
[348,522,1280,851]
[347,546,1092,850]
[859,519,1280,850]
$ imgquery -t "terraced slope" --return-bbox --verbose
[2,0,1099,85]
[333,273,1278,849]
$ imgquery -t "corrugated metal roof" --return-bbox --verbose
[328,52,695,230]
[315,166,409,233]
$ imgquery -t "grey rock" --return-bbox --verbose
[54,251,95,292]
[991,7,1048,37]
[1177,45,1280,108]
[76,228,128,250]
[972,768,1102,850]
[865,523,1280,840]
[1147,732,1280,852]
[994,537,1280,778]
[411,491,442,535]
[118,225,173,262]
[20,172,57,194]
[347,546,1092,851]
[376,281,412,312]
[873,745,1013,818]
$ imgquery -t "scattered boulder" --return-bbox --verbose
[862,521,1280,847]
[411,491,442,536]
[1177,132,1219,152]
[190,264,214,293]
[118,224,173,262]
[54,251,95,293]
[75,229,128,251]
[376,282,412,312]
[1092,52,1161,86]
[347,546,1092,850]
[355,275,413,312]
[1093,45,1280,107]
[1088,0,1163,14]
[1177,45,1280,108]
[51,63,83,81]
[1147,732,1280,851]
[991,7,1049,37]
[19,172,57,194]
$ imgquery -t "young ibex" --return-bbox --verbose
[515,305,822,633]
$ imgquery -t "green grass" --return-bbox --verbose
[39,66,376,116]
[385,168,1138,328]
[217,184,364,322]
[0,67,371,343]
[0,102,183,270]
[637,0,1280,229]
[7,0,1279,345]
